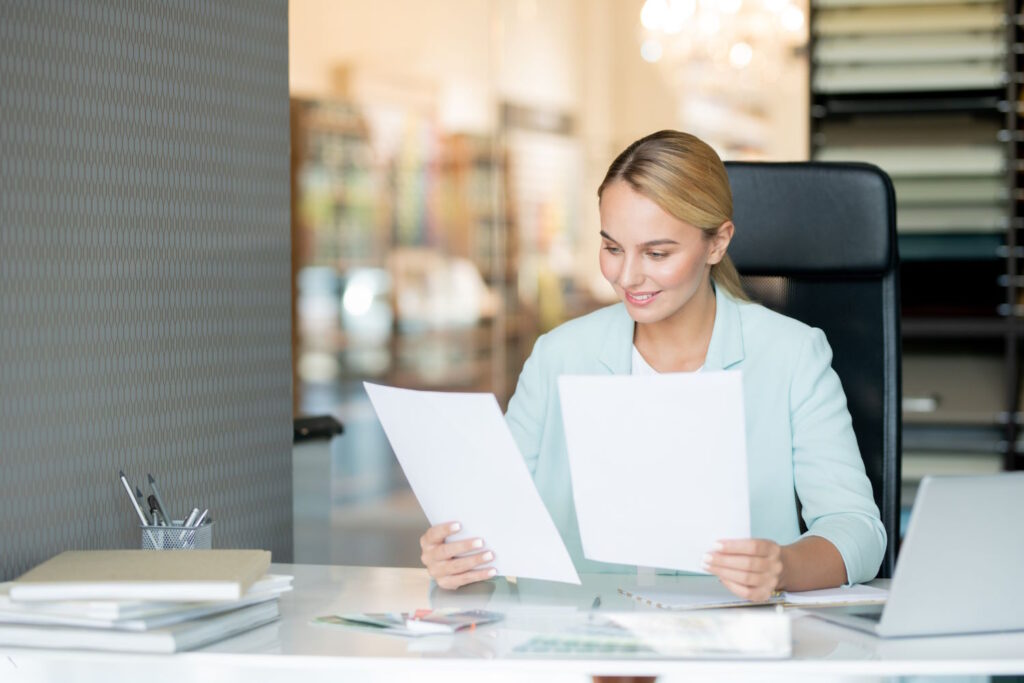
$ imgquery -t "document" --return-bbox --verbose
[316,608,504,637]
[364,383,580,584]
[558,371,749,573]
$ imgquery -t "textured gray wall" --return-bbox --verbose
[0,0,293,579]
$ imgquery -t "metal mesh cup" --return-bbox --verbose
[140,520,213,550]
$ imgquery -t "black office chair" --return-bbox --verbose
[725,161,901,579]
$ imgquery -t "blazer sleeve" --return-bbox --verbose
[790,327,887,584]
[504,333,550,477]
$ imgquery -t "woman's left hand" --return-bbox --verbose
[702,539,786,602]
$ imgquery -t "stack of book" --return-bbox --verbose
[0,549,289,653]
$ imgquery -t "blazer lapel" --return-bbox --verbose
[704,286,746,371]
[597,304,634,375]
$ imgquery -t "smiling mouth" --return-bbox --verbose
[625,291,659,305]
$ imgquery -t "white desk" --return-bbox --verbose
[3,563,1024,682]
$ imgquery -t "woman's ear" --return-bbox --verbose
[708,220,735,265]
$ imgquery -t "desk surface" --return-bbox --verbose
[3,563,1024,682]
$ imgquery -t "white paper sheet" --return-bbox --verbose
[558,371,749,572]
[364,383,580,585]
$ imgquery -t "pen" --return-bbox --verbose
[186,508,209,546]
[191,508,209,528]
[147,494,164,526]
[183,507,200,527]
[119,471,157,546]
[134,486,148,520]
[147,474,173,526]
[179,507,201,542]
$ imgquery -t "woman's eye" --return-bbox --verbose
[603,245,622,254]
[648,251,668,259]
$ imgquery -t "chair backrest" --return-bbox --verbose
[725,161,901,579]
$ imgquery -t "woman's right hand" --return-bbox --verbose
[419,522,497,590]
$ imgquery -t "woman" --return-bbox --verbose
[419,130,886,601]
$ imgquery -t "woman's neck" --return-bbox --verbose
[633,281,717,373]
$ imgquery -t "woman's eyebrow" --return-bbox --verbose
[600,231,679,248]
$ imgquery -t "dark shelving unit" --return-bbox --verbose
[809,0,1024,511]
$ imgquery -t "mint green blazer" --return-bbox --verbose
[505,285,886,584]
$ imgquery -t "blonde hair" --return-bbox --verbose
[597,130,747,301]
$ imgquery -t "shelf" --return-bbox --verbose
[903,424,1008,454]
[897,233,1004,261]
[901,317,1011,338]
[813,62,1005,95]
[815,144,1005,176]
[901,450,1006,478]
[811,91,1006,117]
[902,351,1009,425]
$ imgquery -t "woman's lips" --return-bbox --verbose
[624,290,659,306]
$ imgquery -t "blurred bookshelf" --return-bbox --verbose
[290,97,525,411]
[809,0,1024,531]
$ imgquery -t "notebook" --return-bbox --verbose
[9,550,271,602]
[0,575,292,630]
[0,600,280,653]
[618,581,888,610]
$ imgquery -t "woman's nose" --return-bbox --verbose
[619,255,644,288]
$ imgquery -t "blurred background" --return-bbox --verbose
[287,0,1023,567]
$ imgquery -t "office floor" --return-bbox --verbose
[294,380,426,567]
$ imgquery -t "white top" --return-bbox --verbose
[631,345,704,375]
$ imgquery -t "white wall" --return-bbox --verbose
[289,0,495,131]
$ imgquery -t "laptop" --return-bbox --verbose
[808,473,1024,637]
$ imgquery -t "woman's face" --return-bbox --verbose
[598,180,730,326]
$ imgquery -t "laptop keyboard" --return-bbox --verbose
[848,609,883,622]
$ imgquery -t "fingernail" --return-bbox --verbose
[487,568,497,577]
[712,541,724,551]
[450,522,461,533]
[482,551,494,562]
[702,553,713,566]
[471,539,483,549]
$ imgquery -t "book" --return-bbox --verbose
[0,600,280,653]
[315,608,504,636]
[0,574,292,630]
[9,550,271,602]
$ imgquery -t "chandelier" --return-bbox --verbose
[638,0,807,88]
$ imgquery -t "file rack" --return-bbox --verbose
[809,0,1024,507]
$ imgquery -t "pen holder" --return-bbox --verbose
[140,520,213,550]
